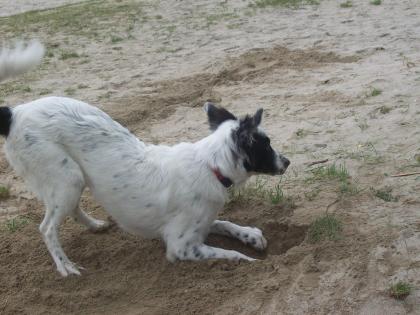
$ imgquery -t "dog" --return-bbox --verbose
[0,43,290,277]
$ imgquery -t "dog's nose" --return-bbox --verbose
[282,157,290,168]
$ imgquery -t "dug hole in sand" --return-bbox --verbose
[0,0,419,314]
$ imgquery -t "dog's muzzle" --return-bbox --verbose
[276,154,290,175]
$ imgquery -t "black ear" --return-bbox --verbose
[204,102,237,131]
[253,108,263,126]
[238,108,264,132]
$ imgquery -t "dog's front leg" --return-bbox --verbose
[210,220,267,251]
[166,240,255,262]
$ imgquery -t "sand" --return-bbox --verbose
[0,0,419,314]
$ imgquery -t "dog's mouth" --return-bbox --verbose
[278,168,287,175]
[273,167,287,176]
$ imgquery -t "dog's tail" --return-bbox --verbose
[0,40,45,83]
[0,107,12,137]
[0,41,45,137]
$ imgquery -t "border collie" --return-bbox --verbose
[0,42,290,277]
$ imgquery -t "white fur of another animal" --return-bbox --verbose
[0,41,45,82]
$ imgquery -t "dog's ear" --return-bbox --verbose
[253,108,263,126]
[238,108,264,132]
[203,102,237,131]
[236,108,264,145]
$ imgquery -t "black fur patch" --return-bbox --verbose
[234,109,279,174]
[205,102,237,131]
[0,107,12,137]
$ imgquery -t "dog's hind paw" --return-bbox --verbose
[57,261,82,277]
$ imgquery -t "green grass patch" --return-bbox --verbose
[308,214,342,243]
[295,128,307,138]
[64,87,76,96]
[39,88,52,95]
[0,186,10,199]
[389,282,411,300]
[340,1,353,8]
[339,180,361,196]
[110,35,124,43]
[373,187,398,202]
[59,50,79,60]
[0,82,32,99]
[250,0,319,8]
[5,216,29,232]
[228,177,295,208]
[268,183,287,205]
[0,1,144,40]
[307,164,350,183]
[379,105,391,114]
[370,0,381,5]
[370,88,382,97]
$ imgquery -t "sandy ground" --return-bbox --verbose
[0,0,420,314]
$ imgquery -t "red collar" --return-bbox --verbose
[212,168,233,188]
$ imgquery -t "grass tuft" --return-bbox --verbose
[379,105,391,114]
[0,186,10,199]
[0,1,144,40]
[39,88,52,95]
[5,216,29,232]
[308,164,350,182]
[64,87,76,96]
[370,88,382,97]
[0,82,33,99]
[228,177,295,208]
[370,0,381,5]
[340,1,353,8]
[308,214,342,243]
[389,282,411,300]
[59,51,79,60]
[373,187,398,202]
[110,35,124,43]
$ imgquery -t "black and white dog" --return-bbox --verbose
[0,43,290,277]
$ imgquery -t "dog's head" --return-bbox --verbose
[204,102,290,175]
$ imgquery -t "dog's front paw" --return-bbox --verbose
[240,227,267,251]
[89,219,111,233]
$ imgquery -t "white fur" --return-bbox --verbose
[4,97,272,276]
[0,41,45,82]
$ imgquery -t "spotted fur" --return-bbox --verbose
[1,97,289,276]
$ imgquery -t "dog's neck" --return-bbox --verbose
[194,121,249,187]
[211,168,233,188]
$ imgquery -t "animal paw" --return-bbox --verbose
[240,227,267,251]
[89,219,111,233]
[57,260,82,277]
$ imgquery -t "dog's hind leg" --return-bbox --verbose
[36,154,87,276]
[72,207,110,233]
[40,181,85,276]
[40,202,82,277]
[210,220,267,251]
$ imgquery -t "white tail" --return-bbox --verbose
[0,40,45,82]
